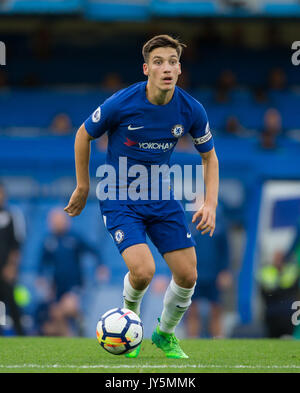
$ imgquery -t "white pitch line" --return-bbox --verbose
[0,364,300,369]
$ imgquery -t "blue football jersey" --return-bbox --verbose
[84,81,214,204]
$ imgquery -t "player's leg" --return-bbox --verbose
[121,243,155,358]
[100,203,153,314]
[151,247,197,358]
[160,246,197,334]
[121,243,155,315]
[147,200,197,358]
[100,203,154,359]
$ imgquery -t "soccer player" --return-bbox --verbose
[65,35,219,358]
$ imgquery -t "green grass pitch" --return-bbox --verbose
[0,337,299,373]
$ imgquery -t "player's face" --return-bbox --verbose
[143,47,181,92]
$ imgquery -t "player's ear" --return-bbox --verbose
[143,63,149,77]
[178,62,182,75]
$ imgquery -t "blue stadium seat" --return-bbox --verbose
[1,87,300,132]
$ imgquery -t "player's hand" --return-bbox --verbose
[192,203,216,237]
[64,186,89,217]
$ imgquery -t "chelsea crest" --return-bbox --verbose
[171,124,184,138]
[114,229,124,244]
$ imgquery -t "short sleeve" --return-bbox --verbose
[189,101,214,153]
[84,94,120,139]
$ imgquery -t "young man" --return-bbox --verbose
[65,35,219,359]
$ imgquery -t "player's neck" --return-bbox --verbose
[146,82,174,106]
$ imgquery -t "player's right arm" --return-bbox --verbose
[64,124,94,217]
[64,94,121,217]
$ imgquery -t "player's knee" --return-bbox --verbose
[130,265,155,288]
[177,270,197,289]
[184,276,197,289]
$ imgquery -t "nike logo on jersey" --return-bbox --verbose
[187,233,192,238]
[128,125,144,131]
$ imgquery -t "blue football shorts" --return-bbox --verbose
[100,199,196,255]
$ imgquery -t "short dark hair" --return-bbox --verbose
[142,34,186,63]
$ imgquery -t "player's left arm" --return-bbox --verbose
[192,147,219,237]
[189,100,219,237]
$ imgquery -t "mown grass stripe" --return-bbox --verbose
[1,364,300,369]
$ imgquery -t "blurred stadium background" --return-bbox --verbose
[0,0,300,340]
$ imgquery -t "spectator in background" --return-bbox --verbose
[214,70,237,104]
[49,113,73,136]
[277,218,300,268]
[258,215,300,339]
[185,201,232,338]
[260,108,282,150]
[36,208,108,336]
[275,217,300,339]
[0,183,25,336]
[225,116,245,137]
[101,72,124,93]
[253,86,269,105]
[258,254,299,338]
[268,68,287,91]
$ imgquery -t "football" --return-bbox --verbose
[96,308,143,355]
